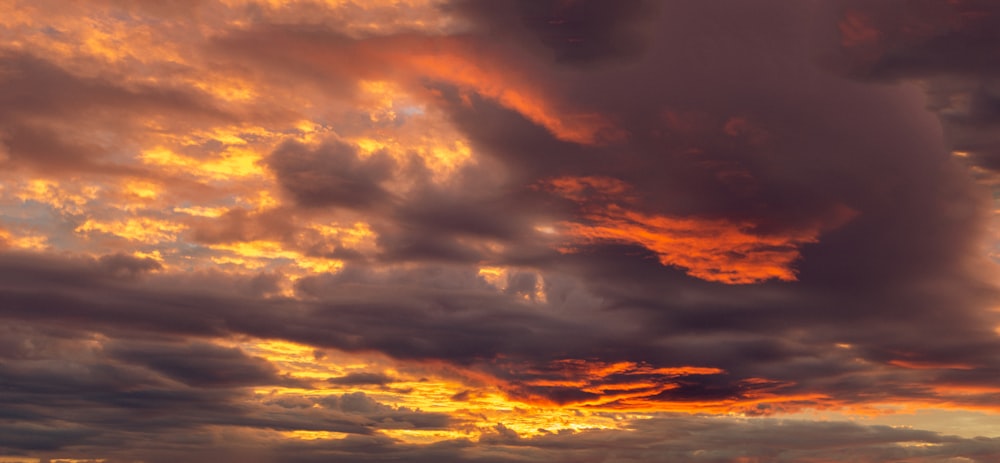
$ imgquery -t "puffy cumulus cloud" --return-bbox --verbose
[3,0,1000,462]
[266,140,397,210]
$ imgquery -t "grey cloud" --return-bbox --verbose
[0,325,450,456]
[445,0,658,66]
[106,341,301,388]
[25,414,999,463]
[328,372,396,386]
[832,1,1000,174]
[98,253,163,279]
[319,392,452,429]
[266,140,396,210]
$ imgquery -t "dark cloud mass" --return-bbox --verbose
[2,0,1000,462]
[267,140,396,209]
[446,0,657,65]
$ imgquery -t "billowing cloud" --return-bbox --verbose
[267,140,396,209]
[1,0,1000,462]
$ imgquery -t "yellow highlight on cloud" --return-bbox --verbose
[310,222,377,252]
[173,206,229,218]
[124,179,161,200]
[76,218,186,244]
[16,179,100,215]
[209,241,343,273]
[141,146,265,180]
[0,228,48,251]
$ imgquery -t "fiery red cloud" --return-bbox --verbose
[543,176,857,283]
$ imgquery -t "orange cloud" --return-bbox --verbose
[404,48,624,145]
[500,358,727,407]
[262,32,624,145]
[561,205,814,283]
[544,176,856,284]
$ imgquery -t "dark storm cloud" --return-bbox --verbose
[445,0,657,65]
[327,372,396,386]
[832,0,1000,171]
[833,0,1000,79]
[370,169,551,265]
[266,140,396,210]
[410,0,1000,394]
[5,0,1000,461]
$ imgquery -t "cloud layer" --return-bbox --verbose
[1,0,1000,462]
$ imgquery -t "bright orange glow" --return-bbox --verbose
[123,179,161,201]
[240,339,638,439]
[560,204,815,283]
[173,206,230,218]
[15,179,100,215]
[544,176,857,284]
[406,52,623,145]
[281,430,351,441]
[499,359,728,408]
[0,228,48,251]
[477,266,507,289]
[310,222,378,252]
[208,241,344,274]
[141,146,266,181]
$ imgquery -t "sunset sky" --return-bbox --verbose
[2,0,1000,462]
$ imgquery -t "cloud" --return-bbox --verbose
[446,0,657,65]
[1,0,1000,462]
[0,51,230,175]
[831,0,1000,174]
[0,320,451,457]
[328,372,397,386]
[13,414,1000,463]
[266,140,396,210]
[106,340,302,388]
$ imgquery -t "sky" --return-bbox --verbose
[2,0,1000,462]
